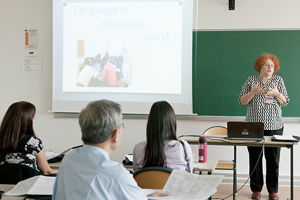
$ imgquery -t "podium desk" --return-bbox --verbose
[181,135,298,200]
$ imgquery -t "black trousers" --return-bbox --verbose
[247,127,283,193]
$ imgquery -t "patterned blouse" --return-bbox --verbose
[239,74,289,130]
[0,136,44,171]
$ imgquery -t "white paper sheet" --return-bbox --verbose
[273,135,297,141]
[4,176,55,196]
[125,154,133,162]
[148,170,222,200]
[46,148,72,160]
[22,50,42,80]
[193,163,203,168]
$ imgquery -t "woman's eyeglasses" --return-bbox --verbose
[264,63,275,68]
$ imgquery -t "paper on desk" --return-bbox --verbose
[148,170,222,200]
[273,135,297,141]
[193,163,203,168]
[45,148,72,160]
[125,154,133,162]
[5,175,55,196]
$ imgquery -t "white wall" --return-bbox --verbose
[0,0,299,178]
[194,0,300,30]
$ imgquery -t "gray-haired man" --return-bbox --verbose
[52,100,167,200]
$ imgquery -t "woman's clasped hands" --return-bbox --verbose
[266,83,280,97]
[250,82,279,97]
[250,82,268,96]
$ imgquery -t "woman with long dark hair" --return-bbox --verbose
[0,101,53,174]
[133,101,193,172]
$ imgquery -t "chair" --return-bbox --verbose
[203,126,237,197]
[133,166,173,189]
[0,163,43,184]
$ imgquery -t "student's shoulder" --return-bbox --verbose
[102,160,132,180]
[21,135,42,145]
[19,136,43,153]
[180,139,191,146]
[166,139,187,145]
[133,141,147,150]
[175,139,192,149]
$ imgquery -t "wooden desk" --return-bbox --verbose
[123,160,218,175]
[181,135,298,200]
[0,184,24,200]
[193,160,218,175]
[49,162,61,170]
[123,164,133,171]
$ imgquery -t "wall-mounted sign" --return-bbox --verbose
[25,29,38,49]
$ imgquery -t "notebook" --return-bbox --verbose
[227,121,264,141]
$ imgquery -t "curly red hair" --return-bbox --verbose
[254,53,280,74]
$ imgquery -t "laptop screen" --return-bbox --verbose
[227,122,264,140]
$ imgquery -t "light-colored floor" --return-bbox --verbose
[213,184,299,200]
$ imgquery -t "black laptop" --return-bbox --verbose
[227,121,264,141]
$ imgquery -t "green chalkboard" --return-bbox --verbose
[192,30,300,117]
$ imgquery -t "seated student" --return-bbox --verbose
[118,55,132,87]
[0,101,53,174]
[95,54,101,66]
[133,101,193,172]
[100,57,117,86]
[77,58,99,87]
[52,100,167,200]
[100,52,109,70]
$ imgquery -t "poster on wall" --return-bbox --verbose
[22,50,42,80]
[25,29,38,49]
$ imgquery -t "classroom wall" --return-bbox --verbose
[0,0,299,180]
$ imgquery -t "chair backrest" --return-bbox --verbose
[133,166,173,189]
[203,126,227,136]
[0,163,43,184]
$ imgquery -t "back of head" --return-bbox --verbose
[79,100,122,144]
[0,101,36,160]
[144,101,177,167]
[84,58,92,66]
[147,101,177,141]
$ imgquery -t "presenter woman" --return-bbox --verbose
[0,101,53,175]
[133,101,193,172]
[239,53,289,200]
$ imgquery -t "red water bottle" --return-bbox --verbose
[199,136,207,163]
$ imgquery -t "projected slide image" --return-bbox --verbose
[53,0,193,113]
[76,43,132,88]
[62,1,182,94]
